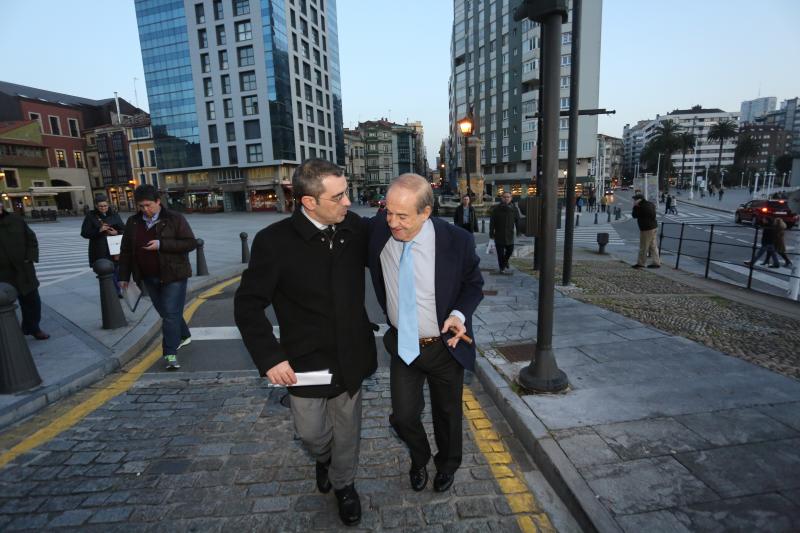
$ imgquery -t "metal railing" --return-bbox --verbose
[658,221,800,301]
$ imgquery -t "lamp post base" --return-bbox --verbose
[517,346,569,393]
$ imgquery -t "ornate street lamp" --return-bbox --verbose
[458,109,474,197]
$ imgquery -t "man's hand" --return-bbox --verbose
[142,240,159,251]
[105,227,118,236]
[266,360,297,386]
[442,315,466,348]
[119,281,128,290]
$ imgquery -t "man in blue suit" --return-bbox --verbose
[368,174,484,493]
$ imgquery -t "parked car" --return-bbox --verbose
[735,199,798,228]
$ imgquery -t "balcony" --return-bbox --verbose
[0,152,49,168]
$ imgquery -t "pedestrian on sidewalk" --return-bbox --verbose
[631,193,661,269]
[719,187,725,202]
[235,159,376,527]
[0,203,49,340]
[81,194,125,295]
[664,194,673,215]
[367,173,483,495]
[746,217,780,268]
[600,194,608,213]
[576,195,584,213]
[118,185,197,370]
[773,218,792,267]
[588,193,597,212]
[489,192,520,273]
[453,194,478,233]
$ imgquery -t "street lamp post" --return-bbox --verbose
[704,164,709,197]
[655,152,663,202]
[458,108,475,198]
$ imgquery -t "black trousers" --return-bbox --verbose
[18,289,43,335]
[495,241,514,270]
[456,223,474,233]
[385,328,464,474]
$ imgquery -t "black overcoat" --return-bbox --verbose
[0,212,40,295]
[234,209,377,398]
[80,209,125,265]
[489,202,520,245]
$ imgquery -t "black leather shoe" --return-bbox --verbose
[315,459,331,493]
[409,464,428,492]
[334,483,361,526]
[433,471,455,492]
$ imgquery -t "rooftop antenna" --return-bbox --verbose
[133,77,140,108]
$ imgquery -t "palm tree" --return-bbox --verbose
[649,120,682,192]
[676,132,696,186]
[707,119,738,187]
[734,135,760,186]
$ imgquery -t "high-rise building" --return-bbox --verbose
[757,97,800,185]
[739,97,777,124]
[447,0,602,198]
[596,133,622,186]
[134,0,344,212]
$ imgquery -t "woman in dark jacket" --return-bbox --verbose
[81,195,125,293]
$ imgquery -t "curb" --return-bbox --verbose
[0,265,246,430]
[473,356,622,533]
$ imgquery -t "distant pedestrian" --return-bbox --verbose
[118,185,197,370]
[490,192,520,273]
[453,194,478,233]
[773,218,793,268]
[600,194,608,213]
[433,196,441,217]
[81,194,125,295]
[718,188,724,201]
[0,203,49,340]
[746,217,780,268]
[668,195,678,215]
[576,195,584,213]
[588,194,596,212]
[664,194,672,215]
[631,194,660,269]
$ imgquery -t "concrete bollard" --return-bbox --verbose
[93,259,127,329]
[594,212,598,224]
[481,219,486,233]
[240,232,250,264]
[196,238,209,276]
[0,283,42,393]
[789,263,800,301]
[576,214,580,227]
[597,232,609,254]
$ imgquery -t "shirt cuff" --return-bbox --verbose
[155,240,160,250]
[449,310,465,324]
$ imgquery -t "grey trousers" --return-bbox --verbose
[290,389,363,489]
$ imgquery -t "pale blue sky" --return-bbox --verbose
[2,0,798,164]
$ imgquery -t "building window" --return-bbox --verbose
[316,109,324,125]
[560,97,570,109]
[209,124,218,143]
[560,76,570,88]
[204,78,214,97]
[560,54,571,66]
[239,71,257,91]
[221,74,231,94]
[559,139,568,151]
[48,116,61,135]
[216,25,226,45]
[151,173,159,187]
[233,0,250,16]
[304,84,313,101]
[74,151,84,168]
[224,98,234,118]
[137,150,146,167]
[28,112,42,132]
[560,118,569,129]
[67,118,80,137]
[242,95,258,115]
[237,46,254,66]
[195,3,205,23]
[244,119,260,140]
[206,101,216,120]
[214,0,223,19]
[562,32,572,45]
[226,122,236,141]
[198,28,208,48]
[55,149,67,167]
[246,143,263,163]
[219,50,228,69]
[148,149,156,166]
[307,126,316,143]
[211,147,221,166]
[318,128,325,146]
[305,105,313,123]
[201,53,211,72]
[228,145,238,164]
[3,169,19,188]
[236,20,252,41]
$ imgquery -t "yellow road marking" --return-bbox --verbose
[463,387,555,533]
[0,276,241,469]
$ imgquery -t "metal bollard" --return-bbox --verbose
[94,259,127,329]
[615,207,621,220]
[0,283,42,393]
[575,214,580,227]
[594,212,598,224]
[240,232,250,264]
[481,219,486,233]
[196,238,209,276]
[597,233,609,254]
[789,263,800,301]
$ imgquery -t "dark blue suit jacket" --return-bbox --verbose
[367,213,484,371]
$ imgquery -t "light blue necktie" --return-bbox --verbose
[397,241,419,365]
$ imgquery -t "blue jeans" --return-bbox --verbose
[141,277,190,356]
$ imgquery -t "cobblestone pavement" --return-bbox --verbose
[0,371,555,532]
[513,257,800,380]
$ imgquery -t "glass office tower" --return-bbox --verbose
[135,0,343,211]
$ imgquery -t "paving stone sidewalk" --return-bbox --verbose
[472,244,800,532]
[0,371,555,532]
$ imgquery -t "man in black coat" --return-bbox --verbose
[631,194,661,268]
[453,194,478,233]
[0,203,49,339]
[234,159,376,527]
[489,192,520,272]
[81,194,125,294]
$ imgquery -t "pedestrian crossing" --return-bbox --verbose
[34,229,93,287]
[659,209,732,226]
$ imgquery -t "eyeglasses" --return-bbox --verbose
[318,191,349,203]
[96,204,109,208]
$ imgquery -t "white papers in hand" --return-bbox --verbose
[269,370,332,387]
[107,235,123,255]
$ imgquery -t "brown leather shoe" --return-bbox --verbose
[32,331,50,340]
